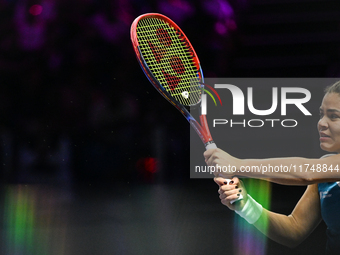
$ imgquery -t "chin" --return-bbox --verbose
[321,147,339,153]
[320,144,334,152]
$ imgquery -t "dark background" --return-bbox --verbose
[0,0,339,254]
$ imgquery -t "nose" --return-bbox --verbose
[318,116,328,130]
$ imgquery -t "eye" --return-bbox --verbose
[330,114,340,119]
[319,111,324,118]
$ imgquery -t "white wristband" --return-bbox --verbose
[235,194,263,224]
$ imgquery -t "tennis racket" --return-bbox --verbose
[130,13,242,203]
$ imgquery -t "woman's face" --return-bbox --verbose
[318,92,340,153]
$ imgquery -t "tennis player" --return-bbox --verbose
[205,81,340,254]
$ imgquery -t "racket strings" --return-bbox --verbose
[136,17,201,106]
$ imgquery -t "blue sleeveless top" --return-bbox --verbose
[318,182,340,254]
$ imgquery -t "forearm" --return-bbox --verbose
[254,209,309,248]
[205,148,340,184]
[237,156,340,184]
[233,185,321,248]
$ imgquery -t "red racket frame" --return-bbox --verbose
[130,13,214,147]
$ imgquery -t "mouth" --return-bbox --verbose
[319,132,331,140]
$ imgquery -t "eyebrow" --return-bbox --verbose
[319,108,340,113]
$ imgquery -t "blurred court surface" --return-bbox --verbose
[0,180,327,255]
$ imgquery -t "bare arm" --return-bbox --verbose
[216,178,322,248]
[253,184,322,247]
[205,148,340,185]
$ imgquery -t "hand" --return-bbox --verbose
[204,148,241,178]
[214,177,248,211]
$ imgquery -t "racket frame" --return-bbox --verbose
[131,13,214,147]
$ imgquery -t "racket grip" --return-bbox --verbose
[205,142,243,204]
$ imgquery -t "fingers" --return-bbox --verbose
[214,177,238,187]
[219,185,242,206]
[214,177,228,186]
[218,183,240,195]
[221,193,242,206]
[203,148,216,160]
[218,184,239,198]
[204,148,220,165]
[204,149,235,179]
[231,177,240,185]
[215,175,246,210]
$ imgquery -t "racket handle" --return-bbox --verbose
[205,142,217,150]
[205,142,243,204]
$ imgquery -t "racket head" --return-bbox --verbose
[130,13,204,108]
